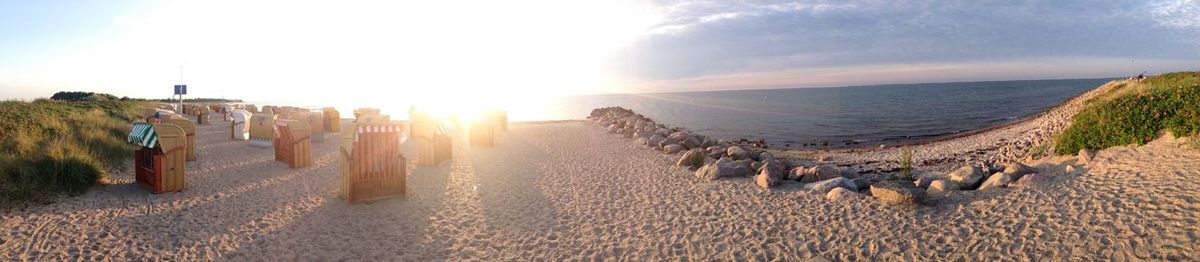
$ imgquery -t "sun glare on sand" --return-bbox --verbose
[100,0,659,120]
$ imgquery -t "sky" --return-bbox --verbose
[1,0,1198,104]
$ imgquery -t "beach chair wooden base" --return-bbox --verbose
[341,125,407,204]
[274,121,313,168]
[470,123,495,147]
[417,135,453,166]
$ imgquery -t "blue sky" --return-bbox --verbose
[0,0,1197,100]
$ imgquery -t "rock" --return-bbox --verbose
[799,165,841,183]
[851,177,870,189]
[655,128,670,137]
[804,177,856,194]
[870,180,926,205]
[1002,162,1034,180]
[755,165,784,189]
[977,160,995,174]
[726,146,751,160]
[948,165,985,190]
[683,136,702,148]
[646,135,666,149]
[759,161,787,179]
[786,167,805,181]
[676,149,705,168]
[730,159,754,175]
[664,131,689,145]
[633,137,648,146]
[914,176,934,188]
[663,144,685,154]
[927,179,956,194]
[1077,149,1095,164]
[826,187,860,201]
[1065,165,1076,174]
[978,172,1012,191]
[1011,173,1048,188]
[694,158,752,180]
[705,146,726,159]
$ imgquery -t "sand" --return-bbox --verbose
[1,116,1198,260]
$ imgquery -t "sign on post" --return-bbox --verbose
[174,85,188,95]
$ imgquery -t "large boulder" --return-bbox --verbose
[646,135,666,149]
[979,172,1012,191]
[826,187,860,201]
[676,149,705,168]
[755,167,783,189]
[663,144,685,154]
[633,137,648,146]
[663,131,689,145]
[948,165,985,190]
[927,179,956,194]
[870,180,926,205]
[726,146,751,160]
[705,146,727,159]
[694,158,755,180]
[798,165,842,183]
[914,176,934,188]
[804,177,856,194]
[1077,149,1095,164]
[683,136,702,148]
[1001,163,1034,180]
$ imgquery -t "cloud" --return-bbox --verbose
[613,0,1200,89]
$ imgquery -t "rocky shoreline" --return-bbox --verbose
[586,79,1126,206]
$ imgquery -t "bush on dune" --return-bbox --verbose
[1056,72,1200,155]
[0,98,147,209]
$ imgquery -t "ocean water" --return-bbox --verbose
[259,78,1111,148]
[529,78,1112,147]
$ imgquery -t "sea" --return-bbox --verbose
[255,78,1113,148]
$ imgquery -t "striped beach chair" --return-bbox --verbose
[128,122,188,193]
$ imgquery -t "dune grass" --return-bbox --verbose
[1055,72,1200,155]
[0,98,147,209]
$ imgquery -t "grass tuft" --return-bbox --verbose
[1056,72,1200,155]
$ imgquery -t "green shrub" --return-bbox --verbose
[1027,144,1048,159]
[897,147,914,180]
[686,149,705,169]
[0,98,147,209]
[1056,72,1200,155]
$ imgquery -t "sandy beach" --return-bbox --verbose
[1,110,1197,260]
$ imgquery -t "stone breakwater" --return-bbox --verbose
[587,77,1113,207]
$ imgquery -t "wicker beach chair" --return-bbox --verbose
[323,107,340,133]
[163,118,197,161]
[273,119,313,168]
[128,122,187,193]
[306,111,326,142]
[249,113,278,147]
[230,109,253,140]
[340,123,407,203]
[469,118,495,147]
